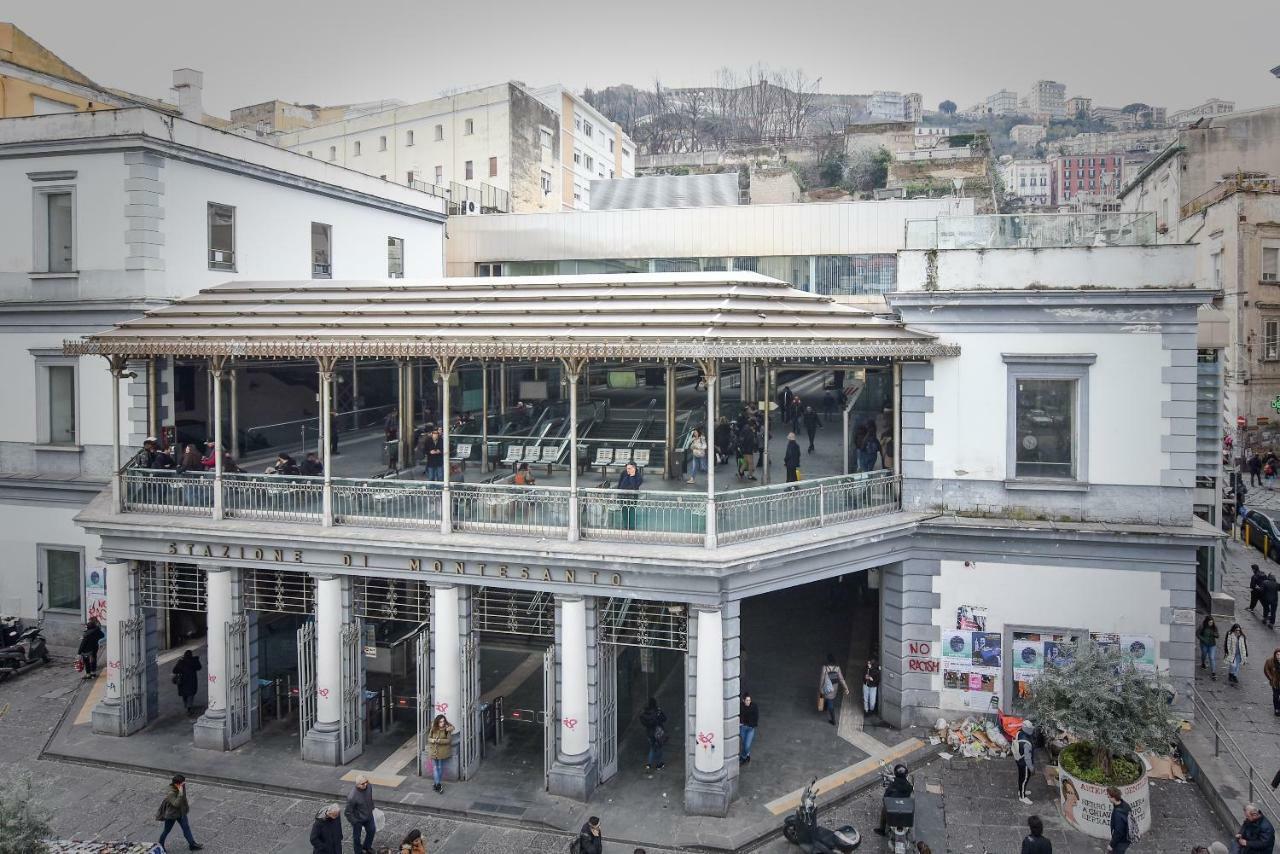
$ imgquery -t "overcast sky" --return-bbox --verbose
[13,0,1279,118]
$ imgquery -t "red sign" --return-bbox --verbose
[1238,416,1248,428]
[907,641,939,673]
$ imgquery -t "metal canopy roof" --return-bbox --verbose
[64,272,958,361]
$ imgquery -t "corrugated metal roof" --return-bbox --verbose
[589,174,740,210]
[65,272,957,360]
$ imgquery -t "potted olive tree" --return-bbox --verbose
[1023,638,1179,839]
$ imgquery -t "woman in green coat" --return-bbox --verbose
[426,714,455,793]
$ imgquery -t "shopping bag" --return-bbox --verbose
[817,695,825,712]
[795,469,802,481]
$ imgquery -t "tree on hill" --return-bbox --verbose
[938,100,957,116]
[1121,102,1150,114]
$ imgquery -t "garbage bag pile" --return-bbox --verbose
[934,716,1012,759]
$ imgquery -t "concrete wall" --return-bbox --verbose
[508,85,563,214]
[897,245,1198,292]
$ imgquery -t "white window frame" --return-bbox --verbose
[1003,353,1094,487]
[30,181,77,277]
[32,350,80,449]
[1212,250,1223,289]
[379,135,388,152]
[38,544,85,617]
[434,165,443,185]
[489,156,498,178]
[406,130,415,146]
[1262,244,1279,283]
[354,141,362,157]
[540,128,553,149]
[465,160,474,180]
[207,202,236,271]
[463,119,474,136]
[328,145,337,161]
[583,120,593,138]
[387,236,405,279]
[1265,319,1280,362]
[311,222,332,280]
[434,124,444,141]
[541,171,552,195]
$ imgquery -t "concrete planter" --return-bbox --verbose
[1056,756,1151,840]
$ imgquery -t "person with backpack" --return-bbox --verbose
[639,697,667,771]
[1252,565,1269,615]
[818,654,849,726]
[574,816,603,854]
[157,774,203,851]
[1020,815,1052,854]
[1199,615,1220,680]
[1227,623,1251,685]
[1265,576,1280,628]
[77,618,104,679]
[1015,720,1036,805]
[1234,803,1276,854]
[1106,786,1137,854]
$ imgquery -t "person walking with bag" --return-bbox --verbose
[1106,787,1136,854]
[426,714,455,793]
[172,650,202,714]
[1227,623,1250,686]
[640,697,667,771]
[784,432,802,484]
[344,774,376,854]
[1199,616,1220,680]
[1015,720,1036,805]
[77,618,104,679]
[862,657,881,717]
[687,428,708,485]
[818,654,849,726]
[156,774,203,851]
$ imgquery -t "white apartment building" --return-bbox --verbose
[985,89,1019,116]
[999,158,1052,207]
[1010,124,1047,147]
[868,91,921,122]
[1170,98,1236,126]
[273,82,634,214]
[0,108,446,646]
[1022,80,1066,119]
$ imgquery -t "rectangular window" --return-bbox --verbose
[387,236,404,279]
[354,141,362,157]
[33,188,75,274]
[573,151,581,165]
[434,165,443,185]
[489,156,498,178]
[609,139,615,153]
[465,160,474,180]
[34,356,78,446]
[464,119,474,135]
[207,203,235,271]
[623,147,631,158]
[328,145,336,161]
[406,130,415,146]
[583,120,593,137]
[311,222,332,279]
[40,546,82,614]
[1005,354,1093,483]
[407,171,415,185]
[434,124,443,141]
[1263,247,1279,283]
[540,128,552,148]
[1213,251,1223,288]
[379,136,387,151]
[1267,320,1280,361]
[541,171,552,194]
[584,155,594,171]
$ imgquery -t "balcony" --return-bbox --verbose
[904,211,1156,250]
[119,467,901,548]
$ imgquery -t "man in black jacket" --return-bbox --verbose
[784,433,802,483]
[803,406,820,453]
[1106,787,1132,854]
[310,804,343,854]
[77,619,104,679]
[1264,575,1280,628]
[739,693,759,764]
[577,816,603,854]
[1252,564,1269,614]
[1235,803,1276,854]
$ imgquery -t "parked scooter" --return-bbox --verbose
[782,778,861,853]
[879,766,916,854]
[0,616,50,682]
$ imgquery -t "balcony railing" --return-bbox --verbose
[118,468,901,548]
[905,212,1156,250]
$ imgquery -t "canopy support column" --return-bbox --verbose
[436,357,458,535]
[319,357,336,527]
[699,359,718,549]
[561,358,585,542]
[229,367,240,461]
[107,355,131,514]
[210,356,227,520]
[664,364,677,480]
[762,363,772,485]
[481,361,490,472]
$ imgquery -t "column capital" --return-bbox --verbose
[310,572,338,581]
[197,564,232,574]
[557,593,586,604]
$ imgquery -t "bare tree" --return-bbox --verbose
[710,67,742,146]
[677,87,710,152]
[773,67,822,138]
[740,63,778,142]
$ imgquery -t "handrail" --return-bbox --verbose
[1188,685,1280,817]
[245,403,395,435]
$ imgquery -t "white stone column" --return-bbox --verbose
[548,595,598,801]
[229,368,240,460]
[100,560,129,705]
[193,566,245,751]
[431,586,460,724]
[567,364,581,541]
[302,573,345,764]
[705,365,718,548]
[92,559,151,737]
[685,605,731,816]
[439,361,454,534]
[319,361,334,526]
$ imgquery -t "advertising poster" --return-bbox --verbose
[1121,635,1156,672]
[941,628,1002,712]
[956,605,988,631]
[84,567,107,626]
[1059,772,1151,839]
[1010,631,1077,711]
[942,630,972,662]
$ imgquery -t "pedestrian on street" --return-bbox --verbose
[1020,815,1052,854]
[1265,575,1280,628]
[422,428,445,481]
[156,774,203,851]
[399,829,426,854]
[77,618,104,679]
[310,804,343,854]
[819,654,849,726]
[1227,624,1250,685]
[803,406,820,453]
[739,692,759,764]
[1015,720,1036,805]
[784,432,802,483]
[863,657,881,716]
[1106,786,1133,854]
[344,773,376,854]
[1267,459,1278,491]
[737,423,758,480]
[171,650,202,713]
[426,714,455,793]
[1199,616,1220,680]
[1265,650,1280,716]
[1252,454,1264,487]
[687,428,708,485]
[1251,565,1268,615]
[640,696,667,771]
[576,817,603,854]
[1234,803,1276,854]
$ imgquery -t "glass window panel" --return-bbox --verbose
[47,365,75,444]
[311,223,331,278]
[208,203,234,270]
[700,258,728,272]
[46,192,73,273]
[1264,247,1279,280]
[654,258,700,273]
[387,237,404,278]
[1015,378,1075,478]
[732,257,760,273]
[45,549,81,611]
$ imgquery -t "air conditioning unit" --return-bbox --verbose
[461,199,479,215]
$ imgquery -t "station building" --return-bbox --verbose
[60,209,1217,820]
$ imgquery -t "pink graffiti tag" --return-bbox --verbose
[108,660,120,670]
[562,718,578,730]
[696,731,716,749]
[435,701,449,713]
[318,688,330,698]
[207,674,217,683]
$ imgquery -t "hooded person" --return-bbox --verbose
[310,804,344,854]
[1266,649,1280,716]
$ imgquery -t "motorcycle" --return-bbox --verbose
[782,778,861,853]
[0,616,50,682]
[879,769,916,854]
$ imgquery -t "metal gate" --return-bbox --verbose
[414,628,430,776]
[120,615,146,732]
[226,615,251,746]
[296,620,316,751]
[458,636,480,780]
[543,644,555,789]
[598,643,619,783]
[340,619,364,759]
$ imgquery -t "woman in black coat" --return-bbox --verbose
[172,650,202,713]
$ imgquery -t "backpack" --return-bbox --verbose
[568,838,582,854]
[1125,808,1141,842]
[820,668,835,697]
[653,724,668,745]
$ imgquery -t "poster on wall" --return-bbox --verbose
[84,568,107,626]
[1121,635,1156,672]
[956,605,988,631]
[941,626,1003,712]
[1010,631,1078,712]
